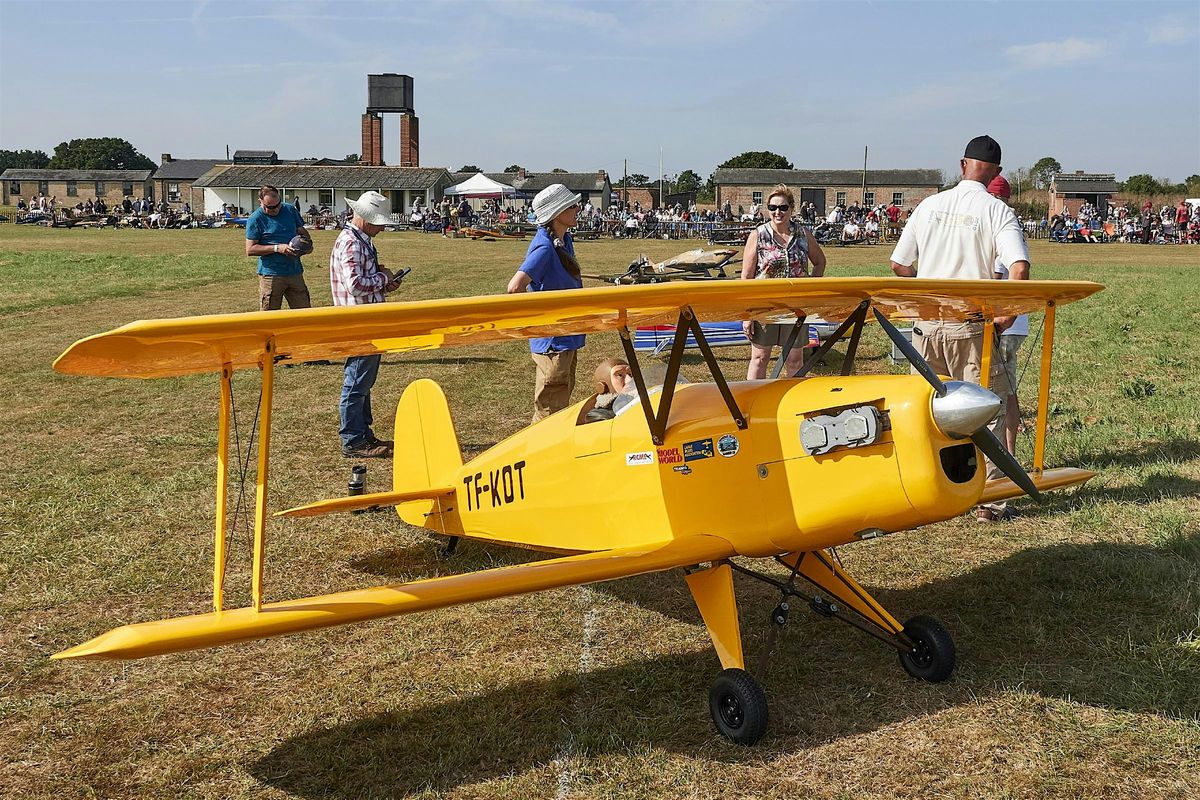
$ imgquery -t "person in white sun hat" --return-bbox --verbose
[330,190,406,458]
[506,183,586,422]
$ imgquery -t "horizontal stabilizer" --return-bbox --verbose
[978,467,1096,504]
[276,487,454,518]
[53,533,736,661]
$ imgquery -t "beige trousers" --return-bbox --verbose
[531,350,578,422]
[913,322,1010,513]
[259,274,311,311]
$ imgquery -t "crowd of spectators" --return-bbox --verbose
[1046,198,1199,244]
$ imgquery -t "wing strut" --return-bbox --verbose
[619,306,747,446]
[793,300,871,378]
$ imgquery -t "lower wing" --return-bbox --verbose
[54,533,736,661]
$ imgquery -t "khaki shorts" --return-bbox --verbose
[998,334,1026,396]
[749,321,809,349]
[259,273,311,311]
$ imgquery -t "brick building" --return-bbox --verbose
[712,168,942,214]
[1,169,154,206]
[193,164,454,216]
[1048,172,1120,216]
[154,155,229,214]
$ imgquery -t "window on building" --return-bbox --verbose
[95,181,105,195]
[67,181,78,197]
[864,191,875,206]
[752,190,763,204]
[39,181,49,195]
[319,189,333,206]
[167,183,181,202]
[9,181,19,195]
[892,192,904,206]
[836,191,847,206]
[123,182,133,196]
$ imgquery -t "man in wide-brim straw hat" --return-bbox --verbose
[506,183,587,422]
[330,190,405,458]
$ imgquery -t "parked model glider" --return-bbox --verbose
[53,277,1102,744]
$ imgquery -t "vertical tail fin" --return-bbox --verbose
[393,379,462,529]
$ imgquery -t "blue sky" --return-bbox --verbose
[2,0,1197,182]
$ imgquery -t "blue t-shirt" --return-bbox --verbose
[519,227,585,354]
[246,204,304,276]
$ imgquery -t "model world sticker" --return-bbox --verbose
[625,451,655,466]
[657,447,683,464]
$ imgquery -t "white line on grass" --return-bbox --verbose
[553,586,600,799]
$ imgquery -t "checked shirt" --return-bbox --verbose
[329,222,388,306]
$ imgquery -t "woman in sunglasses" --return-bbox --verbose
[740,184,826,379]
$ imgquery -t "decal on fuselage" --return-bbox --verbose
[462,460,527,511]
[657,447,683,464]
[683,438,714,462]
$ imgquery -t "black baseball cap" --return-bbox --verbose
[964,135,1002,164]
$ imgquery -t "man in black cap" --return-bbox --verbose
[889,135,1031,523]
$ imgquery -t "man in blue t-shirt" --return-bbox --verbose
[245,184,313,311]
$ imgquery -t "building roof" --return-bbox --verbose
[712,168,942,187]
[233,150,277,160]
[1050,173,1120,194]
[0,168,153,181]
[193,164,452,190]
[155,159,229,180]
[450,171,611,194]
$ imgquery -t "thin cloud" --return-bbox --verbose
[1148,14,1198,44]
[1006,38,1106,69]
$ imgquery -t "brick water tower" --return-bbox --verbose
[360,73,418,166]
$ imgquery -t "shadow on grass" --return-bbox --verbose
[382,356,503,366]
[253,534,1199,798]
[1078,438,1200,469]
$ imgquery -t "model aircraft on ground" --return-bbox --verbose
[52,277,1102,745]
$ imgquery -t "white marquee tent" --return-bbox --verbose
[443,173,523,198]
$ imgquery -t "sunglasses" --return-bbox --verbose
[262,201,281,211]
[768,203,790,212]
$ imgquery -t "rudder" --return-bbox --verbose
[393,379,462,528]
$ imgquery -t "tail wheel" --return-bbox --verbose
[898,614,956,683]
[708,668,768,745]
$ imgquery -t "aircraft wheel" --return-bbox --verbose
[898,614,955,683]
[708,668,768,745]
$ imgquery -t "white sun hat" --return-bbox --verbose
[347,191,393,226]
[532,183,582,226]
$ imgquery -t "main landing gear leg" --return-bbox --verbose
[685,562,769,745]
[730,550,956,685]
[440,536,460,558]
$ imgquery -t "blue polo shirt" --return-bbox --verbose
[519,227,585,354]
[246,204,305,276]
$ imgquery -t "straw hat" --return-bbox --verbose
[532,183,581,226]
[347,191,393,226]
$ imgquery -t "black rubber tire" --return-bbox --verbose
[708,668,768,745]
[899,614,956,683]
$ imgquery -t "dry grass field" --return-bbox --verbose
[1,225,1197,799]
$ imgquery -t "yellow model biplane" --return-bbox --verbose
[52,277,1102,745]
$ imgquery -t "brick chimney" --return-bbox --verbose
[517,168,527,180]
[361,112,383,165]
[161,153,172,163]
[399,113,419,167]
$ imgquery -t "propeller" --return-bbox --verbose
[872,308,1042,502]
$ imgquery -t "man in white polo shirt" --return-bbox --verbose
[890,135,1031,523]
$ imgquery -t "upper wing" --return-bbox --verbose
[54,278,1102,378]
[53,533,737,660]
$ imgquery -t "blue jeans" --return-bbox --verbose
[339,355,381,448]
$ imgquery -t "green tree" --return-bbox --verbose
[503,164,525,173]
[625,173,649,187]
[343,153,360,163]
[674,169,702,194]
[1122,174,1162,195]
[458,164,482,173]
[0,149,50,170]
[1185,174,1200,195]
[715,151,793,171]
[47,138,155,171]
[1030,156,1062,190]
[551,168,568,174]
